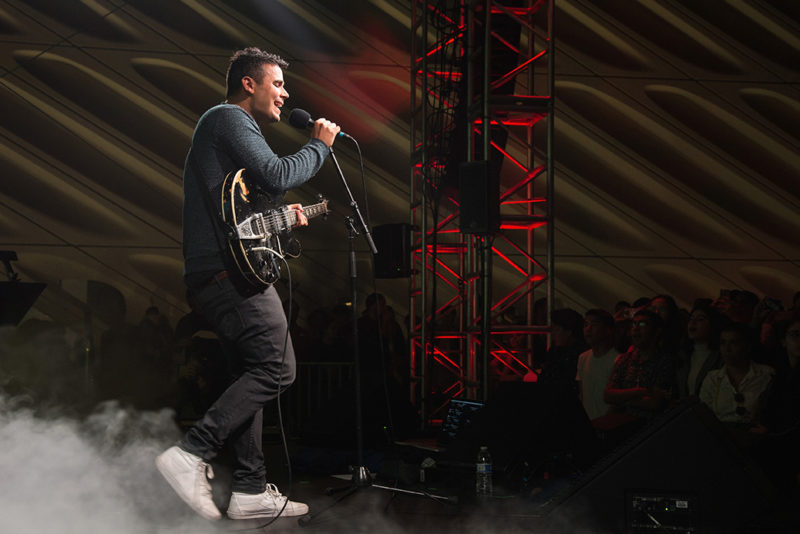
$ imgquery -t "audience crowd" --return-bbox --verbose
[533,289,800,495]
[2,287,799,494]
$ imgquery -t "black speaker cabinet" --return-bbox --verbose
[372,223,411,278]
[458,161,499,235]
[441,383,600,487]
[543,398,776,533]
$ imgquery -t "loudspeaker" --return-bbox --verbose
[458,160,499,235]
[372,223,411,278]
[543,398,776,533]
[441,382,600,487]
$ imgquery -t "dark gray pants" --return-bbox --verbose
[180,276,295,493]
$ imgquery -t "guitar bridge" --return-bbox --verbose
[233,214,270,240]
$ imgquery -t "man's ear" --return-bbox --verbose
[240,75,255,95]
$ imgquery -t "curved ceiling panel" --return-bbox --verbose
[555,120,748,253]
[556,1,648,71]
[557,261,645,308]
[0,148,134,238]
[127,0,244,49]
[219,0,352,55]
[25,0,139,42]
[16,253,103,284]
[127,253,184,291]
[739,88,800,142]
[0,210,21,236]
[1,0,798,330]
[14,50,191,169]
[644,85,800,196]
[554,180,654,251]
[130,58,223,117]
[0,82,180,228]
[348,70,411,121]
[739,265,800,303]
[643,263,724,305]
[0,7,22,34]
[675,0,800,72]
[558,82,800,243]
[594,0,743,74]
[771,3,800,24]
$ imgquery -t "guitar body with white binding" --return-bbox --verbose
[221,168,328,289]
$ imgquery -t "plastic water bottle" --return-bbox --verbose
[475,445,493,496]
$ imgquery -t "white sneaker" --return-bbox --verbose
[227,484,309,519]
[155,446,221,520]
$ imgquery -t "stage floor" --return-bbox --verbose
[153,439,800,534]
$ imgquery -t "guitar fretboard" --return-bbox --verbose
[263,201,328,233]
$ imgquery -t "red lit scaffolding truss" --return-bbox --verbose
[410,0,554,424]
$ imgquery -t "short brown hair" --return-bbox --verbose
[225,47,288,99]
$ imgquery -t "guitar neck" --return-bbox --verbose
[301,201,328,221]
[281,200,328,227]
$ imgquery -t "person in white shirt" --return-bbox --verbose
[576,309,618,420]
[699,323,774,427]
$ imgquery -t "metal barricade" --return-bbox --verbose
[271,361,354,437]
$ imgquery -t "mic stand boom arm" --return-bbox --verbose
[328,147,378,256]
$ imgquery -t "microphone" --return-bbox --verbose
[288,108,352,139]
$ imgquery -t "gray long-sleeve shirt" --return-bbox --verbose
[182,103,329,276]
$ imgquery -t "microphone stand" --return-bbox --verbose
[299,146,455,527]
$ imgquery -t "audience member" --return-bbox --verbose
[293,306,333,361]
[676,302,725,398]
[173,289,226,420]
[649,294,684,355]
[139,305,176,409]
[699,323,774,430]
[575,309,618,420]
[605,310,676,419]
[358,293,407,386]
[763,314,800,434]
[612,299,649,354]
[321,301,354,361]
[757,314,800,491]
[714,289,759,326]
[791,291,800,312]
[752,297,794,367]
[140,305,174,363]
[537,308,586,394]
[173,289,214,348]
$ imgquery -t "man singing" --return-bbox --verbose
[156,47,340,521]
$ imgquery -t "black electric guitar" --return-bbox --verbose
[221,168,329,289]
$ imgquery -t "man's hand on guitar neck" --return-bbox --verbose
[287,203,308,227]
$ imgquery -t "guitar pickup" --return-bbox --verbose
[232,214,270,240]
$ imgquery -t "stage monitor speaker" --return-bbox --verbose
[440,382,600,488]
[458,161,499,235]
[542,398,776,534]
[372,223,411,278]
